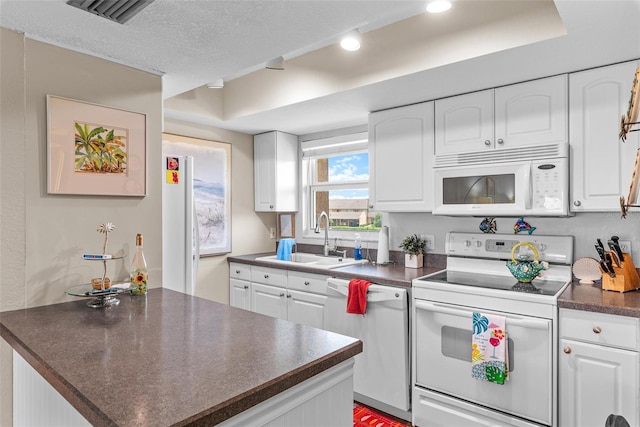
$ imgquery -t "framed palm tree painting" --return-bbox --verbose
[47,95,146,196]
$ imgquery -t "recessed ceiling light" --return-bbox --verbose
[340,30,361,51]
[207,79,224,89]
[426,0,452,13]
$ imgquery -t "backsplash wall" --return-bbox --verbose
[387,211,640,262]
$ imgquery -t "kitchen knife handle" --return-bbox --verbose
[611,236,625,260]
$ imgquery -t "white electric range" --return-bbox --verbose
[412,232,573,427]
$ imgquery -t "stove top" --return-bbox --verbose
[423,269,569,297]
[412,232,574,302]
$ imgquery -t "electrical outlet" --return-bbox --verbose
[618,240,632,255]
[269,227,276,239]
[421,234,435,251]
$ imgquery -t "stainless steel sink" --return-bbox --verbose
[255,253,368,269]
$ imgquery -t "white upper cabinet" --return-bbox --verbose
[254,131,299,212]
[570,60,640,212]
[368,101,434,212]
[435,90,494,155]
[435,75,568,155]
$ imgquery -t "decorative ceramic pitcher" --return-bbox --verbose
[506,242,548,282]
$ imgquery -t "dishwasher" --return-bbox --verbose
[324,278,410,420]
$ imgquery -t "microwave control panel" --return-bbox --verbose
[531,160,567,212]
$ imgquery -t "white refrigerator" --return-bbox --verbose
[162,155,199,295]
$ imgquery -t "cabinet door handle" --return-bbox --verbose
[484,140,491,146]
[563,346,572,354]
[592,326,602,334]
[279,292,285,297]
[304,281,310,286]
[573,200,581,207]
[369,204,374,209]
[286,294,292,298]
[264,274,269,279]
[243,285,249,289]
[497,138,504,145]
[269,204,274,209]
[236,270,240,274]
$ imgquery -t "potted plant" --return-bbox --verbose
[399,234,426,268]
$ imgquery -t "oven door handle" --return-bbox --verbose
[415,300,550,330]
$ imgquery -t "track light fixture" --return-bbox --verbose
[266,56,285,70]
[206,79,224,89]
[340,30,361,51]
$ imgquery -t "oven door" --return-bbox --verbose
[414,300,552,425]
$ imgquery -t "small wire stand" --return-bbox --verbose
[87,293,120,308]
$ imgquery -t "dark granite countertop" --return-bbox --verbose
[229,253,640,318]
[0,288,362,426]
[227,253,444,288]
[558,279,640,318]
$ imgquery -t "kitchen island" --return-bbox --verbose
[0,288,362,426]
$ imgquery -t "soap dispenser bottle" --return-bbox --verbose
[354,233,362,260]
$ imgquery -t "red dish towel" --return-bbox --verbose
[347,279,371,315]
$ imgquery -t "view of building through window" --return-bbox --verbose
[312,152,381,231]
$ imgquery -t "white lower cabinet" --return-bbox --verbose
[559,309,640,427]
[229,264,328,329]
[251,282,288,319]
[229,263,251,310]
[230,278,251,310]
[287,289,327,330]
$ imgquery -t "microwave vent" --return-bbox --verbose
[434,143,567,167]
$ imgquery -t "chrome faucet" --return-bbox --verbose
[314,211,332,256]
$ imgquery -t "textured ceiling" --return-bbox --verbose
[0,0,427,98]
[1,0,640,135]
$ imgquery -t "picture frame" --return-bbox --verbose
[162,133,232,256]
[278,213,295,239]
[47,95,147,196]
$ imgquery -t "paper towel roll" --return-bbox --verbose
[377,226,389,264]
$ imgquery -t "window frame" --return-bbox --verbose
[298,131,383,247]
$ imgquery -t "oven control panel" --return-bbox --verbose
[485,239,519,253]
[445,232,574,264]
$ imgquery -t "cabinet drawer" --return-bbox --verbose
[251,266,287,287]
[560,308,640,351]
[229,263,251,281]
[288,271,328,295]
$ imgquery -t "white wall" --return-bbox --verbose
[0,28,163,425]
[0,28,275,426]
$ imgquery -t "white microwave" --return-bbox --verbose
[433,145,569,217]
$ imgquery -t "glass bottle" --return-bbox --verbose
[130,234,148,295]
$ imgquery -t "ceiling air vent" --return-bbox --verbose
[66,0,154,24]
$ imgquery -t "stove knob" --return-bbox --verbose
[475,241,482,248]
[464,240,471,247]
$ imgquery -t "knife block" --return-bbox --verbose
[601,252,640,293]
